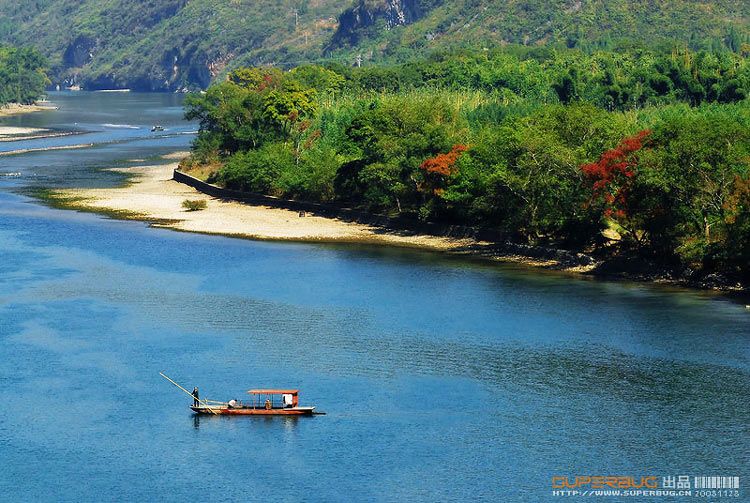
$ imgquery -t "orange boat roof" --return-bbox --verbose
[247,389,299,395]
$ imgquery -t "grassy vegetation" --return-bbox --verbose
[182,199,207,211]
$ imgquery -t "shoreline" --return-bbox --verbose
[0,126,46,140]
[0,143,94,156]
[0,103,56,117]
[0,130,80,143]
[42,158,479,252]
[38,155,748,295]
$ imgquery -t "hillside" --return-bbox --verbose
[0,0,349,91]
[2,0,750,90]
[330,0,750,58]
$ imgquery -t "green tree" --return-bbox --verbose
[262,81,317,139]
[0,46,48,105]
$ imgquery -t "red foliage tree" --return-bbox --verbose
[419,144,468,196]
[258,73,276,91]
[581,130,651,221]
[420,144,468,176]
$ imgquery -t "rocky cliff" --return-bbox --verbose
[331,0,440,46]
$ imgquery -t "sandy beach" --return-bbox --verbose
[0,127,82,143]
[0,126,46,139]
[0,103,53,117]
[49,159,476,250]
[0,103,60,142]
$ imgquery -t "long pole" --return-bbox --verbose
[159,372,218,415]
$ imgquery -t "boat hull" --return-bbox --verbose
[191,406,315,416]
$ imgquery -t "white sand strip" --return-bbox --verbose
[53,162,474,249]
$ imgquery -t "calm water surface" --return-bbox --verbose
[1,93,748,501]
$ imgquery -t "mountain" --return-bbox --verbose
[0,0,349,91]
[1,0,750,91]
[329,0,750,57]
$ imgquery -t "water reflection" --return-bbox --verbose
[192,413,304,431]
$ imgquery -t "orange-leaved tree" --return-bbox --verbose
[419,144,468,195]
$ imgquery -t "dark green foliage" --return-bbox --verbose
[187,52,750,281]
[636,106,750,268]
[336,92,456,211]
[218,143,296,194]
[348,49,750,110]
[184,69,317,157]
[0,46,48,105]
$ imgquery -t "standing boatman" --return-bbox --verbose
[192,386,200,407]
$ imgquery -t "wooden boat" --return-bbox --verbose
[159,373,319,416]
[190,389,316,416]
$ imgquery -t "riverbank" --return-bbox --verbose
[0,103,55,117]
[0,126,45,139]
[0,143,94,156]
[40,155,748,293]
[1,103,62,143]
[0,126,80,143]
[43,157,479,251]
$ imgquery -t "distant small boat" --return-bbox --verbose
[192,389,317,416]
[151,125,165,132]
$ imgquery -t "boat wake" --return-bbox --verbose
[102,123,140,129]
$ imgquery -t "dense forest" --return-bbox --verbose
[0,46,49,105]
[2,0,750,90]
[182,46,750,283]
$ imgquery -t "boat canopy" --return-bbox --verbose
[247,389,298,395]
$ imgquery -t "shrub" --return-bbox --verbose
[182,199,207,211]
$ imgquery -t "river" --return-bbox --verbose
[1,93,748,501]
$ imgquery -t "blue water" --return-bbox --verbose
[1,93,748,501]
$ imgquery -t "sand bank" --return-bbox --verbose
[0,143,94,156]
[0,128,81,143]
[0,126,46,139]
[0,103,55,117]
[48,161,475,250]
